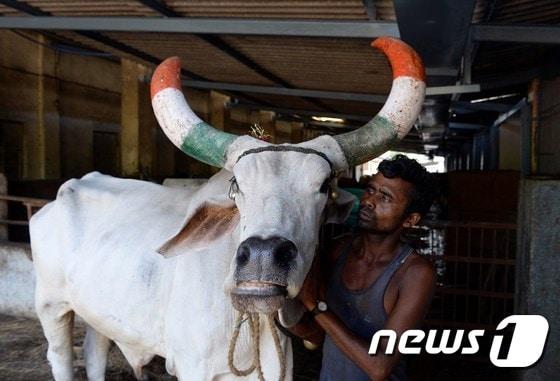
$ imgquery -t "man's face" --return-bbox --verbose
[358,172,413,233]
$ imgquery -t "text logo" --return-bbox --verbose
[368,315,548,368]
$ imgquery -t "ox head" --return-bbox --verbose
[151,37,425,314]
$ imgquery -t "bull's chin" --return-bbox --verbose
[231,281,287,314]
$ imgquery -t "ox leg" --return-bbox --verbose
[36,302,75,381]
[83,326,111,381]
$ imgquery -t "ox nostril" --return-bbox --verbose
[273,241,297,269]
[236,245,250,266]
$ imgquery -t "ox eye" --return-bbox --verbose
[228,177,239,200]
[319,178,330,194]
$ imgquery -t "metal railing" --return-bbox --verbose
[419,220,517,330]
[0,195,51,226]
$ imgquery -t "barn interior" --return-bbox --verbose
[0,1,559,380]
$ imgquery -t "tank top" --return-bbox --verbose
[319,238,413,381]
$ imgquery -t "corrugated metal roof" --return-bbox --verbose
[473,42,551,81]
[14,1,160,16]
[373,0,396,21]
[472,0,492,23]
[221,36,392,93]
[165,0,369,19]
[12,0,370,19]
[491,0,560,23]
[0,4,21,15]
[473,0,560,82]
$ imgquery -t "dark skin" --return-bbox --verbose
[292,173,436,381]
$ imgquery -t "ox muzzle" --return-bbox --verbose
[231,236,297,313]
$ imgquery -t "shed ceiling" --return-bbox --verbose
[0,0,559,153]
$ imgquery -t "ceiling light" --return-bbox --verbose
[311,116,345,123]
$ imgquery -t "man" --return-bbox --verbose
[294,154,439,381]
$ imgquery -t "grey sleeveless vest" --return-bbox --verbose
[319,239,413,381]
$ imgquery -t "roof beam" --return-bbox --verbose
[0,16,400,38]
[491,98,527,128]
[452,101,512,113]
[230,102,373,122]
[471,24,560,44]
[182,80,482,101]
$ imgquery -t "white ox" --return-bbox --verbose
[30,37,425,381]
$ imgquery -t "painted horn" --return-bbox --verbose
[151,57,237,167]
[333,37,426,166]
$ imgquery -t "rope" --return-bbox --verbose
[267,314,287,381]
[227,311,287,381]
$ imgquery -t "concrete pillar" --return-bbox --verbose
[24,35,60,179]
[516,178,560,380]
[121,59,155,178]
[537,76,560,174]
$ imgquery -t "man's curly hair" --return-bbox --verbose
[378,154,439,216]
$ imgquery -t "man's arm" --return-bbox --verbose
[287,236,353,345]
[301,255,436,381]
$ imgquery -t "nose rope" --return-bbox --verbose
[227,311,286,381]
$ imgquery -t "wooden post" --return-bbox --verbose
[290,121,304,144]
[25,34,60,179]
[121,58,153,178]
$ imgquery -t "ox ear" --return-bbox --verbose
[157,200,239,258]
[325,188,357,224]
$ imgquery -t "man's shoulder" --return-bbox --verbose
[401,250,436,288]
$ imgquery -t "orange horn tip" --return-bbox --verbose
[151,56,182,100]
[372,37,426,82]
